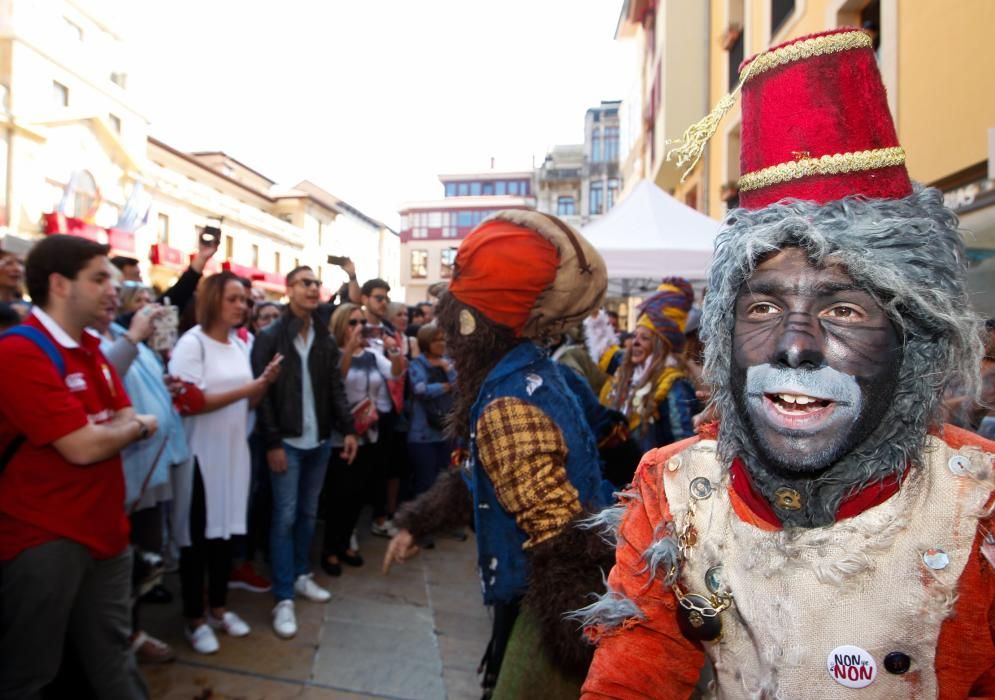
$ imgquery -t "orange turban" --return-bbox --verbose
[448,220,560,336]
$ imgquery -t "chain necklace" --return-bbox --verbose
[669,476,734,642]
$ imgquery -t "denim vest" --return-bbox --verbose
[465,342,611,605]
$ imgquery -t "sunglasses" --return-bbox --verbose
[294,278,321,289]
[348,318,369,327]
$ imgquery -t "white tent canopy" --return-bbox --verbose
[581,179,720,281]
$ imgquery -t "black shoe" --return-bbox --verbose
[340,551,364,567]
[321,557,342,577]
[139,584,173,604]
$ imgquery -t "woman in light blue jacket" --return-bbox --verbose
[406,325,456,496]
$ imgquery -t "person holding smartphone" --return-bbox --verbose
[251,265,358,640]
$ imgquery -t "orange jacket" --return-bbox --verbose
[582,425,995,699]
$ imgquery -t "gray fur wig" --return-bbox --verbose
[702,184,984,514]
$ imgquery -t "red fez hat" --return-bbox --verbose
[668,28,911,209]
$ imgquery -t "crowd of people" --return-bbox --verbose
[0,234,468,698]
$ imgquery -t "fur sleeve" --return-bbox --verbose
[580,448,706,699]
[392,470,473,538]
[522,511,616,677]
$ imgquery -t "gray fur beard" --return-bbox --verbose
[699,187,982,528]
[722,324,934,528]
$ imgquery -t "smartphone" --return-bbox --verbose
[150,305,179,352]
[327,255,350,266]
[200,225,221,247]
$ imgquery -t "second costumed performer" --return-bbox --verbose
[383,210,617,698]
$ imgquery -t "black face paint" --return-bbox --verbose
[730,248,902,476]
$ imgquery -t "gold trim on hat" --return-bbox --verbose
[737,146,906,192]
[738,30,872,83]
[666,30,873,182]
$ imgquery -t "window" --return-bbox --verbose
[482,182,494,196]
[520,180,530,196]
[108,113,121,133]
[457,211,474,228]
[604,127,619,162]
[507,181,520,196]
[607,179,619,210]
[224,235,234,259]
[52,81,69,107]
[457,182,469,196]
[591,129,602,162]
[274,251,281,274]
[557,196,576,216]
[445,183,457,197]
[251,243,259,268]
[589,182,604,215]
[771,0,796,36]
[728,29,744,91]
[70,170,98,219]
[410,250,428,279]
[440,248,457,278]
[156,212,170,245]
[470,182,482,196]
[495,181,507,196]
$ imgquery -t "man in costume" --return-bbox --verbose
[580,28,995,698]
[382,210,616,698]
[599,278,699,453]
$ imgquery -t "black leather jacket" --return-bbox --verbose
[251,309,355,450]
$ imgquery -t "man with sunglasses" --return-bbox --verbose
[251,265,358,639]
[359,277,408,538]
[360,278,394,340]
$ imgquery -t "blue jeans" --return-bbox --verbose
[269,441,333,601]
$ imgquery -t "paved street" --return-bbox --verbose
[141,525,489,700]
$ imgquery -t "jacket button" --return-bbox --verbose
[883,651,911,674]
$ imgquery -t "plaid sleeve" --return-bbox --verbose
[475,397,581,548]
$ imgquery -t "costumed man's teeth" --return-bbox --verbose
[776,393,819,405]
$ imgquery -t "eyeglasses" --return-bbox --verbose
[370,294,389,303]
[348,318,368,327]
[293,278,320,289]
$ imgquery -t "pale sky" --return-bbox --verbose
[132,0,636,230]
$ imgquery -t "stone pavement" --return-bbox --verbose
[141,526,490,700]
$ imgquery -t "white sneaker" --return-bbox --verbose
[370,519,399,538]
[272,600,297,639]
[294,573,331,603]
[185,623,219,654]
[207,610,251,637]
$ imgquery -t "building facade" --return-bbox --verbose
[616,0,995,268]
[0,0,397,301]
[535,100,623,228]
[398,171,535,303]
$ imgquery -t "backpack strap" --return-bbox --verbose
[0,325,67,474]
[0,325,67,377]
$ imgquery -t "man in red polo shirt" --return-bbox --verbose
[0,235,159,700]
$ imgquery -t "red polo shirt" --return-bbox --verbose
[0,309,131,561]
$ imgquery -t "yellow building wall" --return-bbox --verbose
[897,0,995,183]
[704,0,995,214]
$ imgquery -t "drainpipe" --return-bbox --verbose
[701,1,711,217]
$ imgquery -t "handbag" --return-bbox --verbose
[351,397,379,436]
[350,357,380,436]
[422,362,454,431]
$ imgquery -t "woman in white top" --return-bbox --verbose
[168,272,281,655]
[321,303,403,576]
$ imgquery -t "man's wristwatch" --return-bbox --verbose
[134,417,149,440]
